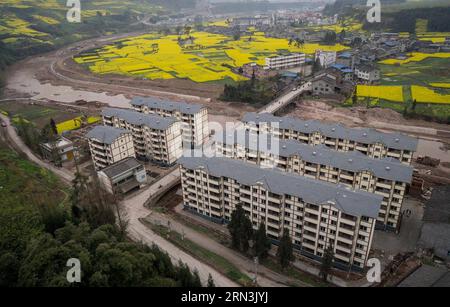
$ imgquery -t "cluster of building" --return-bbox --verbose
[85,97,209,194]
[179,111,418,270]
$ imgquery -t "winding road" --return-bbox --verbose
[0,114,237,287]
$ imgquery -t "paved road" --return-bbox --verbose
[0,114,236,287]
[147,211,286,287]
[122,169,238,287]
[259,81,312,114]
[0,113,75,184]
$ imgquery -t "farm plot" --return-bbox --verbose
[74,31,349,83]
[411,86,450,104]
[356,85,404,103]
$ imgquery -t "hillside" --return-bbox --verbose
[0,1,196,71]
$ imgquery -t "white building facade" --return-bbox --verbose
[265,53,306,70]
[86,125,136,170]
[102,108,183,165]
[315,50,337,68]
[180,157,382,270]
[242,113,418,165]
[130,97,209,148]
[215,131,413,230]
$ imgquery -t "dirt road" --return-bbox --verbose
[146,209,314,287]
[122,169,238,287]
[0,114,236,287]
[0,114,75,184]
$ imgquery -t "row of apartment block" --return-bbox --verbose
[264,53,306,70]
[101,108,183,166]
[242,113,418,165]
[214,131,414,230]
[131,97,209,148]
[86,126,136,170]
[179,156,383,270]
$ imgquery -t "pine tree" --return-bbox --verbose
[228,204,253,253]
[277,229,294,269]
[253,223,271,260]
[50,118,58,135]
[319,244,334,282]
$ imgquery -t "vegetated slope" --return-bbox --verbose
[0,143,203,287]
[0,0,194,71]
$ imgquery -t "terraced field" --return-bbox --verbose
[74,31,349,83]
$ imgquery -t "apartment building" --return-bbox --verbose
[242,113,418,165]
[215,131,414,230]
[130,97,209,148]
[180,156,382,270]
[354,64,380,83]
[315,50,337,68]
[102,108,183,165]
[86,125,136,170]
[265,53,306,70]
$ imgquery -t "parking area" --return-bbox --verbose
[372,197,425,265]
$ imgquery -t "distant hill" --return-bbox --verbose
[0,0,194,71]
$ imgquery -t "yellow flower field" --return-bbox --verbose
[379,52,450,65]
[357,85,404,103]
[430,83,450,89]
[56,116,101,134]
[411,86,450,104]
[74,31,349,83]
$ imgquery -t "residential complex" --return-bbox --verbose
[354,64,381,83]
[264,53,306,70]
[98,157,147,194]
[214,131,414,230]
[179,156,382,270]
[242,113,418,164]
[130,97,209,148]
[102,108,183,165]
[315,50,337,68]
[86,125,136,170]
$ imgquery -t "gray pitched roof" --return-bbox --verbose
[130,96,204,115]
[100,157,142,178]
[86,125,131,144]
[179,157,382,219]
[215,130,413,183]
[242,113,418,151]
[102,108,178,130]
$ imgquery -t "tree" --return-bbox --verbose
[277,229,294,269]
[50,118,58,135]
[207,274,215,287]
[338,29,346,42]
[319,244,334,282]
[228,204,253,253]
[352,89,358,105]
[313,58,322,73]
[253,223,271,260]
[233,31,241,41]
[412,99,417,111]
[323,31,337,45]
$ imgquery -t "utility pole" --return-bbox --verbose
[253,256,259,285]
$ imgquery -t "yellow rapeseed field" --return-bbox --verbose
[56,116,101,134]
[357,85,404,102]
[411,86,450,104]
[429,83,450,89]
[74,31,349,83]
[379,52,450,65]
